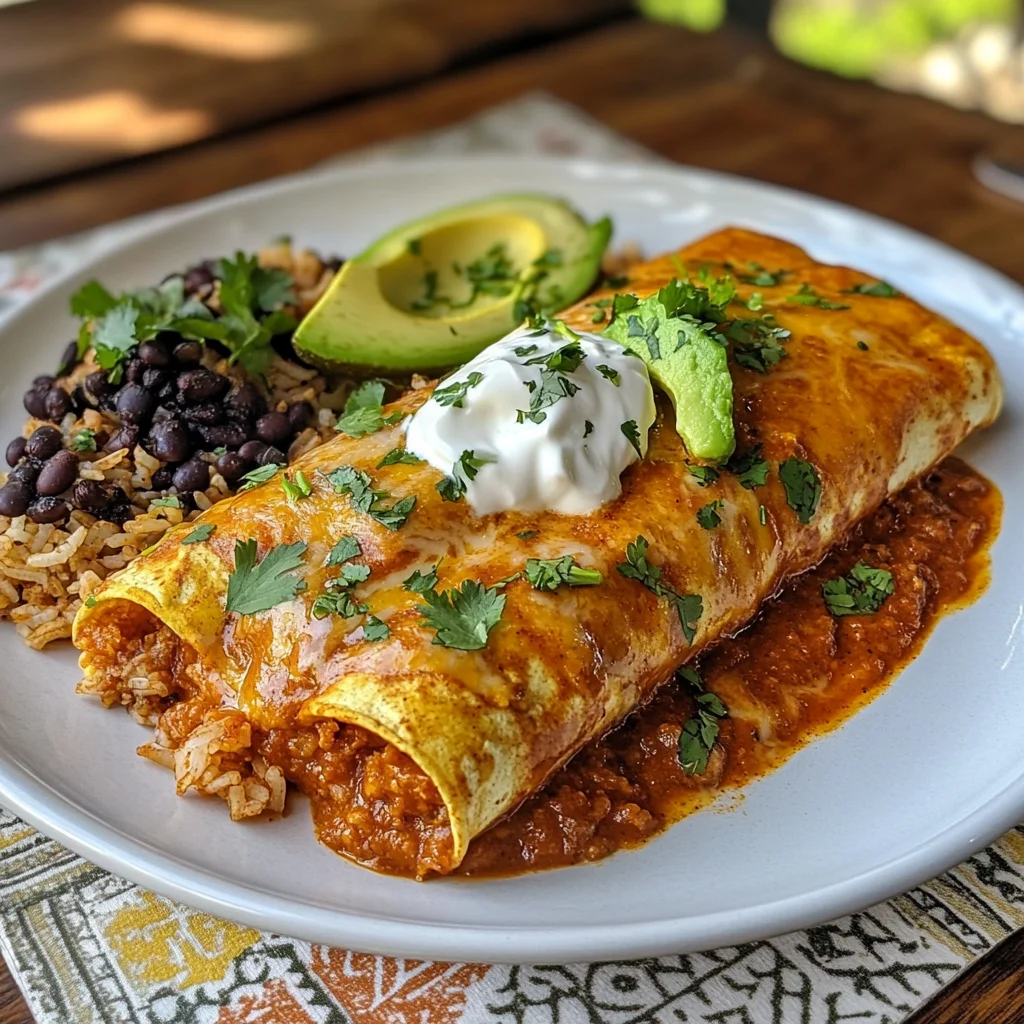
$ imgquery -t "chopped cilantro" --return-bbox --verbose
[433,371,484,408]
[746,292,764,311]
[91,305,141,383]
[403,563,440,593]
[516,530,538,540]
[457,449,494,481]
[436,475,465,502]
[84,594,98,608]
[149,496,181,509]
[844,280,901,297]
[514,344,539,358]
[688,464,720,488]
[738,264,788,287]
[525,555,602,591]
[312,587,368,620]
[822,561,894,617]
[617,535,702,644]
[725,445,769,489]
[181,523,215,545]
[516,342,585,425]
[324,465,416,529]
[225,539,307,615]
[325,534,361,567]
[335,381,402,437]
[584,420,594,438]
[362,616,391,641]
[621,419,643,458]
[718,314,791,373]
[418,579,506,651]
[779,456,822,524]
[69,280,118,320]
[378,447,424,468]
[697,499,724,530]
[238,463,283,491]
[787,283,850,310]
[407,238,421,256]
[596,363,621,386]
[857,340,870,351]
[676,666,728,775]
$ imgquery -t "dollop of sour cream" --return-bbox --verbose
[405,324,656,515]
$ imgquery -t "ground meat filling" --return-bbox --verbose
[78,608,453,876]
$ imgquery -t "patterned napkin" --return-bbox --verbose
[2,93,1022,1024]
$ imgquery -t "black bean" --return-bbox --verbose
[142,367,169,391]
[181,401,223,426]
[69,384,87,415]
[56,340,79,377]
[287,401,315,433]
[215,451,247,482]
[83,371,111,407]
[116,384,156,425]
[5,437,26,467]
[72,479,110,514]
[172,459,210,493]
[157,378,178,404]
[104,495,134,525]
[177,368,229,404]
[0,481,31,517]
[105,425,139,453]
[184,262,215,294]
[44,387,72,421]
[259,445,286,467]
[150,465,175,490]
[36,450,78,495]
[226,385,266,425]
[23,387,49,419]
[27,496,69,525]
[33,375,57,389]
[138,340,171,367]
[26,426,63,461]
[149,419,191,463]
[196,423,247,449]
[237,440,268,463]
[255,412,291,445]
[8,460,40,487]
[172,340,203,366]
[125,358,146,385]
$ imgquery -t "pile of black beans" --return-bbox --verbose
[4,317,317,528]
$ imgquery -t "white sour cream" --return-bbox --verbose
[405,325,656,515]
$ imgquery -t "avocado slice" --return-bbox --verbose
[293,195,611,372]
[604,285,736,461]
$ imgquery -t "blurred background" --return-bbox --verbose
[1,0,1022,250]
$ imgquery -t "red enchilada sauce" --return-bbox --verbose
[457,457,1001,876]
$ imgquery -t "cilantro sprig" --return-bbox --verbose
[418,579,506,651]
[336,381,403,438]
[725,446,769,490]
[822,561,894,617]
[617,535,702,644]
[524,556,603,591]
[225,539,307,615]
[696,499,724,529]
[677,666,728,776]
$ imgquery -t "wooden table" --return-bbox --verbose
[1,6,1023,1023]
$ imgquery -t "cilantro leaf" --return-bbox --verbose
[336,381,401,438]
[787,283,850,310]
[403,563,440,593]
[822,561,894,617]
[725,445,769,489]
[738,263,788,287]
[617,535,702,644]
[92,304,140,383]
[597,364,621,386]
[70,280,118,319]
[689,464,720,487]
[525,555,602,591]
[621,419,643,458]
[363,616,390,641]
[584,420,594,438]
[418,579,506,651]
[312,589,368,620]
[697,499,724,529]
[181,523,215,545]
[378,447,424,468]
[719,314,791,373]
[325,465,417,529]
[369,494,416,530]
[433,371,484,408]
[149,496,181,509]
[779,456,822,524]
[516,530,538,540]
[457,449,494,481]
[70,428,97,452]
[239,463,284,491]
[326,534,361,567]
[281,470,312,503]
[436,475,465,502]
[225,539,307,615]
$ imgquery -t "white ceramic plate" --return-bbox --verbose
[0,157,1021,965]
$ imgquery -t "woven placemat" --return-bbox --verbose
[2,93,1022,1024]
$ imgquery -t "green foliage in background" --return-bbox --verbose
[638,0,725,32]
[772,0,1019,77]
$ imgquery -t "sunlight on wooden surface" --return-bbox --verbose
[14,90,212,151]
[114,2,316,60]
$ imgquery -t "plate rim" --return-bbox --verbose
[1,154,1023,963]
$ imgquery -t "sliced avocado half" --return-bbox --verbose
[604,284,736,462]
[293,194,611,372]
